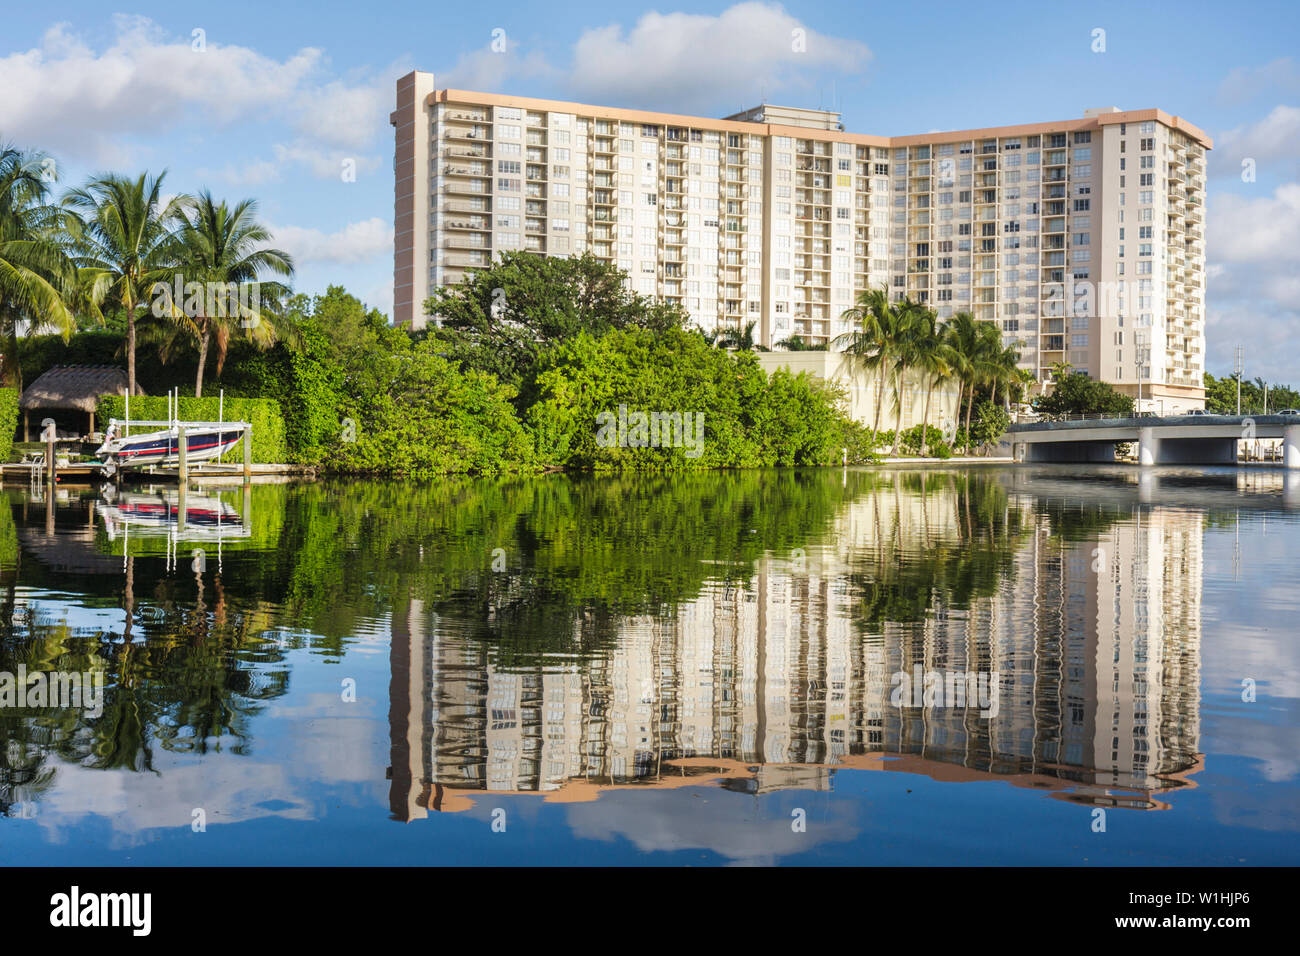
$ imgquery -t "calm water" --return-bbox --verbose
[0,466,1297,865]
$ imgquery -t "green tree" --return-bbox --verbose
[969,399,1011,450]
[1035,370,1134,418]
[170,192,294,396]
[0,144,78,388]
[836,287,896,445]
[912,307,952,456]
[943,313,1004,452]
[886,298,929,457]
[63,172,190,395]
[425,251,685,391]
[1203,371,1300,414]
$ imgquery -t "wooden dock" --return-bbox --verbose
[1,462,104,484]
[2,461,315,485]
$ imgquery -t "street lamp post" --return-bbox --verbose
[1235,345,1244,415]
[1134,329,1148,414]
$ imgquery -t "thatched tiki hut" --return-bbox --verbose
[20,365,142,440]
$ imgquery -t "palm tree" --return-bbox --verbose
[776,334,826,351]
[886,298,928,457]
[944,317,1003,452]
[1047,360,1073,385]
[990,345,1023,410]
[717,320,762,351]
[941,312,979,447]
[916,315,955,456]
[172,192,294,396]
[1006,365,1036,414]
[836,288,897,446]
[0,144,78,388]
[63,171,190,395]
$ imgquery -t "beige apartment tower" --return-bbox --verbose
[392,73,1211,410]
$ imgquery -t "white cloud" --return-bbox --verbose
[1218,57,1300,106]
[0,15,391,176]
[270,217,393,266]
[1206,184,1300,380]
[566,3,870,112]
[1210,183,1300,263]
[272,143,383,181]
[1212,105,1300,178]
[438,44,557,93]
[430,3,869,116]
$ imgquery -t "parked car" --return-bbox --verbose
[1185,409,1210,416]
[1278,409,1300,416]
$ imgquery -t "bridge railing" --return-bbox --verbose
[1029,412,1157,423]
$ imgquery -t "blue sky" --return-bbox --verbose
[2,1,1297,379]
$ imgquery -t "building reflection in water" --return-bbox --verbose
[389,486,1203,819]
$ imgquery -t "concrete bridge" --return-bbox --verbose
[1007,414,1300,467]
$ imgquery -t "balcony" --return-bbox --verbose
[443,127,487,142]
[441,161,489,177]
[441,199,488,214]
[444,145,488,159]
[443,178,487,195]
[443,217,487,231]
[443,252,489,268]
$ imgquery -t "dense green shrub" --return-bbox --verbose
[834,417,881,465]
[753,369,846,466]
[96,395,288,463]
[526,327,854,471]
[1034,371,1134,418]
[0,387,17,460]
[899,424,946,455]
[330,340,534,477]
[969,401,1011,449]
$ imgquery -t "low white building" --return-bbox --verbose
[755,351,961,433]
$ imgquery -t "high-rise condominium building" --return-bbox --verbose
[393,72,1211,409]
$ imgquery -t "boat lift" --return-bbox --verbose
[107,388,254,482]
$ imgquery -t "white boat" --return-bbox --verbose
[96,418,248,475]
